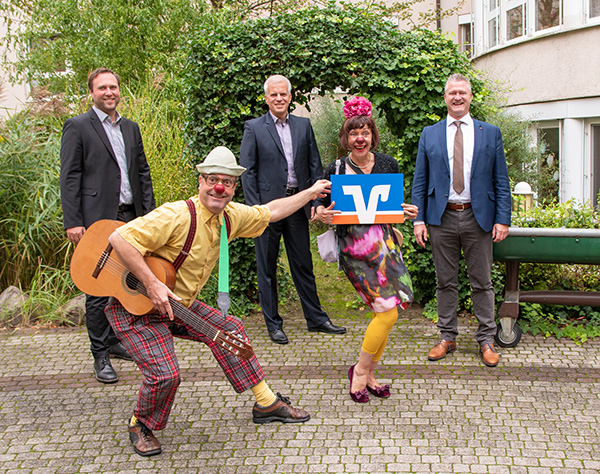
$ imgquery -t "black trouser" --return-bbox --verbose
[254,208,329,332]
[86,207,137,358]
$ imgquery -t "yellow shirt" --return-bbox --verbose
[116,195,270,307]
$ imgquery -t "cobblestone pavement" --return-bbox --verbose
[1,313,600,474]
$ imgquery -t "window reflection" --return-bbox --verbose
[507,5,526,40]
[536,0,561,31]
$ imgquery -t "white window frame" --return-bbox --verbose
[484,0,501,49]
[458,14,474,56]
[586,120,600,207]
[534,0,563,33]
[588,0,600,22]
[505,0,528,42]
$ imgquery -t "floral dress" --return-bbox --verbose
[315,153,414,313]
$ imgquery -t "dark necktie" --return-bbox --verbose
[453,121,464,194]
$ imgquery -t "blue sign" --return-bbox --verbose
[330,174,405,224]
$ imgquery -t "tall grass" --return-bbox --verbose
[0,83,195,325]
[0,114,69,292]
[119,83,196,204]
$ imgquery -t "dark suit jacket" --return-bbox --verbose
[412,118,511,233]
[60,109,155,229]
[239,112,322,217]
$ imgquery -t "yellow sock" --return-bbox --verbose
[251,380,277,407]
[129,414,138,427]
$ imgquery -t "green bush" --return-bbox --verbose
[184,3,477,307]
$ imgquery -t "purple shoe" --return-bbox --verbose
[348,365,369,403]
[367,384,391,398]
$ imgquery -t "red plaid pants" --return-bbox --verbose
[105,299,264,431]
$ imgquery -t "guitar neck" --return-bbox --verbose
[134,283,220,339]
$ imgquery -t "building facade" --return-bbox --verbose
[468,0,600,206]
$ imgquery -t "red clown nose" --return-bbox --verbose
[214,183,225,194]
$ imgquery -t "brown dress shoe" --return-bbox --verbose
[252,393,310,424]
[428,339,457,361]
[128,418,162,457]
[480,343,499,367]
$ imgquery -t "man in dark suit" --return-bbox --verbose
[240,74,346,344]
[412,73,511,367]
[60,67,155,383]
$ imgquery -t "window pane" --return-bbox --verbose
[489,0,498,11]
[593,125,600,208]
[592,0,600,18]
[460,23,473,56]
[488,17,498,47]
[536,0,561,31]
[507,5,525,40]
[537,128,560,203]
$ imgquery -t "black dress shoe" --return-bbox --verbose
[268,329,289,344]
[308,320,347,334]
[110,341,133,361]
[94,356,118,383]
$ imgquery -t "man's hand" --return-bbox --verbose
[145,279,181,321]
[66,226,85,245]
[312,202,341,224]
[307,179,331,200]
[402,203,418,220]
[108,231,182,319]
[492,223,509,242]
[414,223,428,248]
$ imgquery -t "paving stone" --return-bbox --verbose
[2,314,600,473]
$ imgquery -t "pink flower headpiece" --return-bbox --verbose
[343,96,372,119]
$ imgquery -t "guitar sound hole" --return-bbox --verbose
[122,272,141,295]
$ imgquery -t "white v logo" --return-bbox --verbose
[342,185,391,222]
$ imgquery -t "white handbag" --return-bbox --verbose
[317,227,339,263]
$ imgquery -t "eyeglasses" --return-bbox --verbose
[202,175,237,189]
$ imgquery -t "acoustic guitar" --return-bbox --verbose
[70,219,254,360]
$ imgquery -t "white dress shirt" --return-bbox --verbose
[93,106,133,205]
[269,111,298,188]
[446,113,474,204]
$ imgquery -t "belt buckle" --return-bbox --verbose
[455,203,466,211]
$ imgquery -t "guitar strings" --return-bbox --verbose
[81,251,250,355]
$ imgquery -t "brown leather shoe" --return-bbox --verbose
[480,342,499,367]
[428,339,457,361]
[128,418,162,457]
[252,393,310,424]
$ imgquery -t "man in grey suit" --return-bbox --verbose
[60,67,155,382]
[240,74,346,344]
[412,73,511,367]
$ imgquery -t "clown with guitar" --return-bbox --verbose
[73,146,331,457]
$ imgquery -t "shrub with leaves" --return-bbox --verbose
[184,3,477,306]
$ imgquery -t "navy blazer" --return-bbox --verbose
[239,112,322,217]
[412,118,511,232]
[60,109,155,229]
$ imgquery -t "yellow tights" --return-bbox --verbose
[361,307,399,361]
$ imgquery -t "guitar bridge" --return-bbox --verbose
[92,243,113,279]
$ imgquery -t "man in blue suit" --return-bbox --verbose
[412,73,511,367]
[240,74,346,344]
